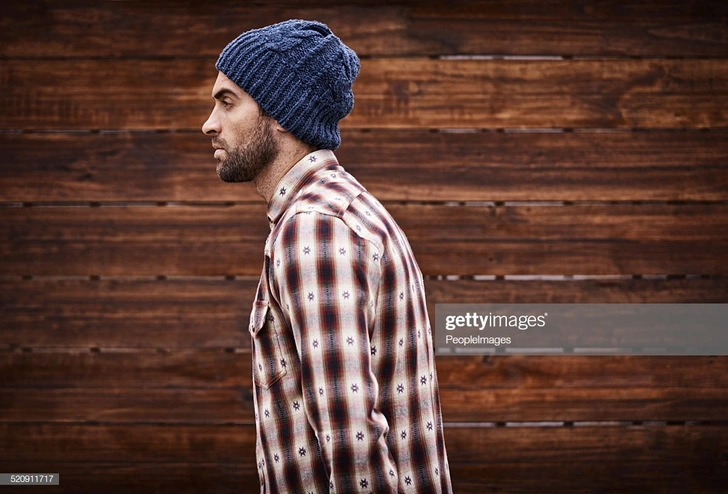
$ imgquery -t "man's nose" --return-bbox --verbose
[202,111,219,136]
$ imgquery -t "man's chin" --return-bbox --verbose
[215,161,225,179]
[216,161,233,182]
[216,161,254,183]
[216,165,235,183]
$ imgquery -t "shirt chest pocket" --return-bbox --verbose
[249,300,288,389]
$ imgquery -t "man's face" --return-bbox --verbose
[202,72,279,182]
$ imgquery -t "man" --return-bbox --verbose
[202,19,452,493]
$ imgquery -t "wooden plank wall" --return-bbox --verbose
[1,1,727,492]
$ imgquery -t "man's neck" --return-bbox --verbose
[254,139,317,203]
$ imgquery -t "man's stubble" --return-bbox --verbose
[215,115,279,183]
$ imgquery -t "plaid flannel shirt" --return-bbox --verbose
[250,149,452,493]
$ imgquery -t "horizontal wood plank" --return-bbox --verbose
[2,277,726,348]
[1,424,726,493]
[445,425,728,493]
[3,2,726,492]
[0,388,253,424]
[437,355,728,391]
[439,386,728,422]
[424,277,728,306]
[2,130,727,202]
[2,351,727,422]
[0,349,251,388]
[1,0,727,58]
[353,59,728,130]
[0,462,256,494]
[2,59,727,131]
[0,204,268,277]
[1,423,254,463]
[2,203,726,277]
[0,278,255,348]
[5,351,726,391]
[394,203,728,276]
[0,376,724,423]
[3,464,260,494]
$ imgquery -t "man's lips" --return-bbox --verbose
[212,142,225,159]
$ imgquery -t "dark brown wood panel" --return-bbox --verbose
[0,131,256,203]
[1,424,726,493]
[1,1,725,492]
[1,423,254,463]
[424,277,728,305]
[445,425,728,493]
[393,202,728,276]
[0,349,251,388]
[352,58,728,130]
[2,59,727,131]
[2,351,726,422]
[3,204,726,276]
[2,277,725,348]
[6,203,725,276]
[342,130,728,202]
[437,355,728,391]
[0,462,256,494]
[0,59,216,131]
[5,351,726,391]
[1,0,727,58]
[0,388,254,424]
[0,205,268,277]
[2,130,727,203]
[0,278,255,348]
[439,386,728,422]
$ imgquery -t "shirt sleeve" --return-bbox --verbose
[271,211,398,492]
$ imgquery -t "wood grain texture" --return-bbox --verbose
[6,203,726,276]
[351,58,728,129]
[392,202,728,276]
[2,277,726,348]
[0,204,268,277]
[0,388,254,424]
[1,1,726,491]
[0,59,216,131]
[424,277,728,305]
[2,130,727,203]
[1,423,254,462]
[0,349,249,388]
[438,383,728,422]
[1,0,727,58]
[2,351,727,422]
[2,59,727,131]
[445,425,728,493]
[0,462,257,494]
[5,351,726,391]
[1,424,726,493]
[0,278,255,348]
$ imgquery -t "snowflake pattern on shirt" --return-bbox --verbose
[249,150,452,493]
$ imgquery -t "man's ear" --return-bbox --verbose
[273,121,288,134]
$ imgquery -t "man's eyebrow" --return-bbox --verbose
[212,88,238,101]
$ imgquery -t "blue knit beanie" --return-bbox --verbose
[215,19,360,151]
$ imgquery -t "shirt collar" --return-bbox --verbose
[267,149,339,227]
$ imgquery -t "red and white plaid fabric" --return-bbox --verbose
[249,150,452,493]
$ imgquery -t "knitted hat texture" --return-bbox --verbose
[215,19,360,150]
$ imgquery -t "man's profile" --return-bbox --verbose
[202,19,452,493]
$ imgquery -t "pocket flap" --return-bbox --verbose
[249,300,269,336]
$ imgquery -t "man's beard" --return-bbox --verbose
[214,117,279,183]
